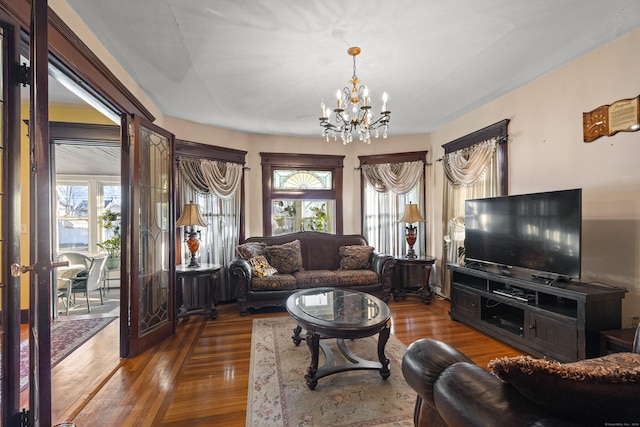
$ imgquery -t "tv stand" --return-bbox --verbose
[448,264,626,361]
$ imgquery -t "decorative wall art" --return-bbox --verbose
[583,96,639,142]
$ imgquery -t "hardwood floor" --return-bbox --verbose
[23,296,522,426]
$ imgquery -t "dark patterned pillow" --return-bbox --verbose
[488,353,640,424]
[339,245,373,270]
[248,255,277,278]
[265,240,303,274]
[236,242,267,260]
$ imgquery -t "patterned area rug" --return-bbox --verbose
[18,316,118,391]
[246,317,415,427]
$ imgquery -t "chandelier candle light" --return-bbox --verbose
[399,203,425,259]
[176,202,207,267]
[319,47,390,144]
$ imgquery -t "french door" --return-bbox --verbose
[0,8,23,427]
[1,2,177,425]
[120,114,175,357]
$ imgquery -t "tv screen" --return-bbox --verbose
[464,189,582,279]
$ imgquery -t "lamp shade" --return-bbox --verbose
[398,203,425,224]
[176,203,207,227]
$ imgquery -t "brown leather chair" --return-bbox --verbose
[401,323,640,427]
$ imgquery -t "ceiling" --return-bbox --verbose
[61,0,640,138]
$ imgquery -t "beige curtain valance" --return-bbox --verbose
[178,157,243,199]
[443,138,497,187]
[361,160,424,195]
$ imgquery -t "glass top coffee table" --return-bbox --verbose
[285,287,392,389]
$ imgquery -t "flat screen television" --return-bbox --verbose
[464,189,582,280]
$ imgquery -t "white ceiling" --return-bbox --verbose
[62,0,640,138]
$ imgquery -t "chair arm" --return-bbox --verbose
[434,363,579,427]
[401,338,474,407]
[230,257,252,315]
[369,252,394,297]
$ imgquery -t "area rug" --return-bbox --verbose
[246,317,415,427]
[18,316,118,391]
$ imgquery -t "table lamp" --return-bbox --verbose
[176,202,207,267]
[398,203,425,259]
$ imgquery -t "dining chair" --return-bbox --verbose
[58,252,92,269]
[61,256,108,315]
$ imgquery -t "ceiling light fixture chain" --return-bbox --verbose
[319,47,390,145]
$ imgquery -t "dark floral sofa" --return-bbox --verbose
[229,231,394,316]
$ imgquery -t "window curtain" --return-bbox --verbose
[177,157,243,302]
[440,138,499,297]
[361,160,424,257]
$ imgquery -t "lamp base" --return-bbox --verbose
[405,224,418,259]
[185,229,201,268]
[186,255,200,268]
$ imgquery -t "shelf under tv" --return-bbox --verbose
[448,263,626,362]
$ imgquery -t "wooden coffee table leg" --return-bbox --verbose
[291,325,303,346]
[377,324,391,379]
[304,331,320,389]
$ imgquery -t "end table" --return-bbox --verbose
[393,255,436,304]
[599,327,636,356]
[176,263,221,320]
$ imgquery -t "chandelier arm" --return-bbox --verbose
[368,113,391,129]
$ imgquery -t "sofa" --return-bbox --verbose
[401,323,640,427]
[229,231,394,316]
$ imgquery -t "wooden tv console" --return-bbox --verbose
[448,264,626,362]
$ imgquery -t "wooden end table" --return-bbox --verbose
[176,263,221,320]
[393,255,436,304]
[599,327,636,355]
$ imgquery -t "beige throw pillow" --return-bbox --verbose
[248,255,277,278]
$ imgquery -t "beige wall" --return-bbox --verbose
[53,0,640,324]
[428,28,640,324]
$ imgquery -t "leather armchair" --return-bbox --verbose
[401,324,640,427]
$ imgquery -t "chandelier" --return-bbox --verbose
[319,47,390,144]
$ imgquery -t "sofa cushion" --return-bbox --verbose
[488,352,640,424]
[339,245,374,270]
[334,269,379,287]
[248,255,277,278]
[265,240,304,274]
[294,270,338,288]
[251,274,298,291]
[236,242,267,260]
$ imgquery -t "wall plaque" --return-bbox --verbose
[583,96,640,142]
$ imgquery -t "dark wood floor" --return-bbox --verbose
[22,295,522,426]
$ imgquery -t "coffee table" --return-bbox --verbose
[285,287,391,389]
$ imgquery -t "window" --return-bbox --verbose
[359,151,427,257]
[176,139,247,302]
[261,153,344,236]
[54,176,120,255]
[440,119,509,297]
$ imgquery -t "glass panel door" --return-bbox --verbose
[0,10,21,425]
[122,114,174,357]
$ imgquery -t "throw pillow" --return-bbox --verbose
[248,255,277,278]
[236,242,267,260]
[488,353,640,424]
[265,240,303,274]
[339,245,374,270]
